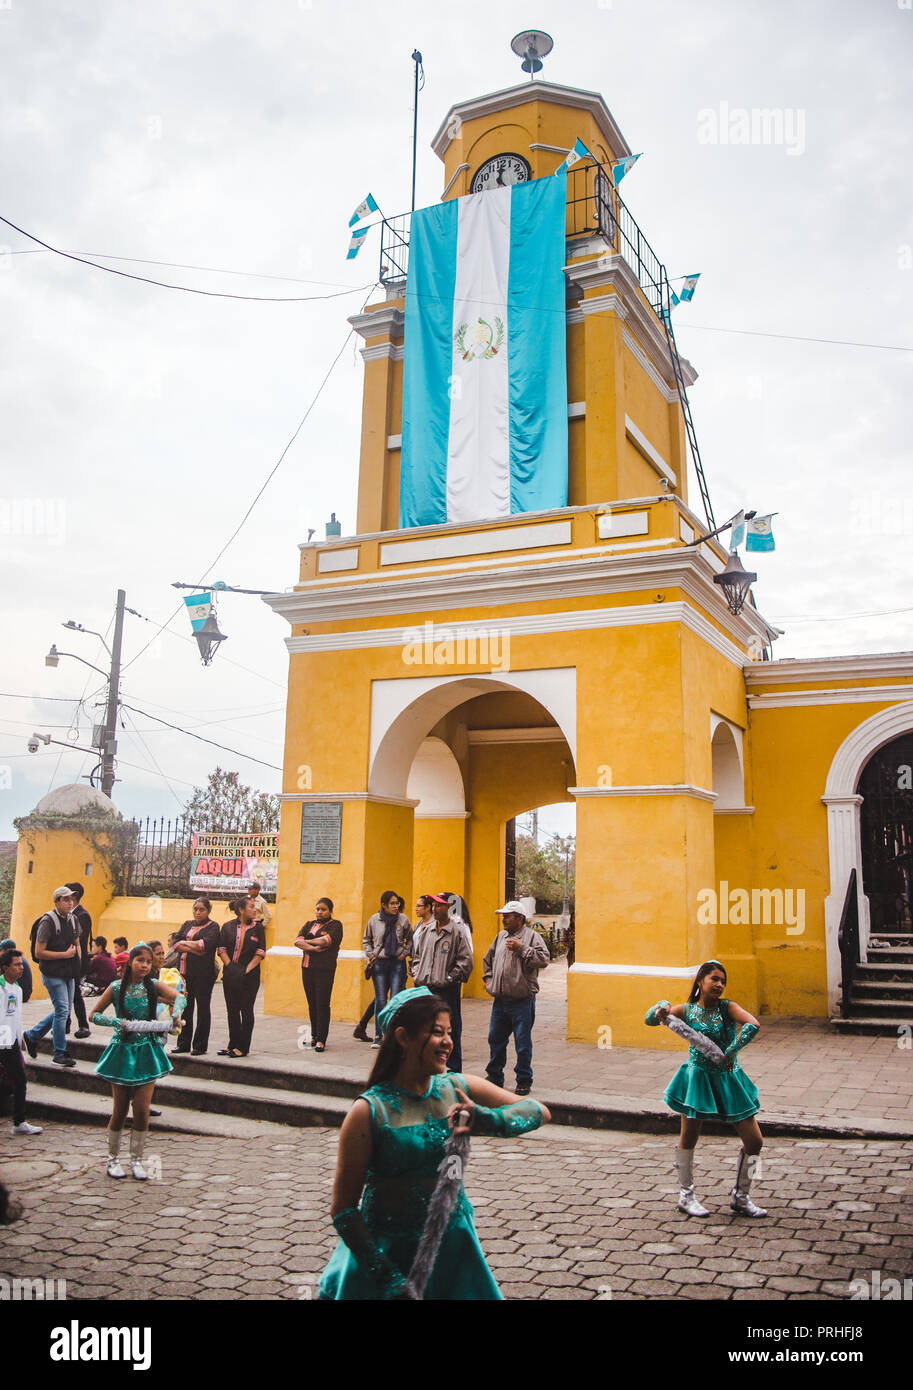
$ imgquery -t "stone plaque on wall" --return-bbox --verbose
[299,801,343,864]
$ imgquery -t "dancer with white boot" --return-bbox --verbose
[645,959,767,1219]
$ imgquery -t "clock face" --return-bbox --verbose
[470,154,531,194]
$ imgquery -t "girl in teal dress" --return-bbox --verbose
[320,987,550,1300]
[645,960,767,1219]
[91,943,185,1181]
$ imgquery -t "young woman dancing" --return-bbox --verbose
[320,986,550,1300]
[91,942,185,1179]
[646,959,766,1218]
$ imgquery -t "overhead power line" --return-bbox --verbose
[120,701,281,772]
[0,213,372,303]
[679,323,913,354]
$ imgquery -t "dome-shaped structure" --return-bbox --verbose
[32,783,120,818]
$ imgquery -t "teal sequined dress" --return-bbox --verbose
[319,1072,542,1301]
[95,981,173,1087]
[663,1001,760,1122]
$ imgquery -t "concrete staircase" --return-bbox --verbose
[831,930,913,1036]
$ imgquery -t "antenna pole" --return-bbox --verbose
[411,49,423,213]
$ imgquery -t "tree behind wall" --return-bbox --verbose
[182,768,281,832]
[515,833,575,912]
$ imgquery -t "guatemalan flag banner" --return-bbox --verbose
[400,176,568,528]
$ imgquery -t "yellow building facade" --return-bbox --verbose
[254,79,913,1047]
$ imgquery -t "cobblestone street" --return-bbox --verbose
[3,1120,911,1302]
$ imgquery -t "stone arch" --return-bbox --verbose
[407,737,466,816]
[368,668,577,800]
[710,716,745,811]
[822,700,913,1011]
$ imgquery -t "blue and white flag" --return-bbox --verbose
[612,152,642,186]
[400,176,568,527]
[671,273,701,307]
[346,224,371,260]
[349,193,378,227]
[183,592,212,633]
[746,514,776,552]
[555,137,593,175]
[729,510,747,550]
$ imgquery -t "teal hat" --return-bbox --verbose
[376,986,433,1037]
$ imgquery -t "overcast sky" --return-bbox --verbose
[2,0,911,843]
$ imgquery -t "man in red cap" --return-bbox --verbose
[410,893,473,1071]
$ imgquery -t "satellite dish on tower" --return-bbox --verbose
[510,29,553,78]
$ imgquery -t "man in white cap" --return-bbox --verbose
[23,887,80,1067]
[482,901,550,1096]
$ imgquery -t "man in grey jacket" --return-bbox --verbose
[482,901,550,1096]
[410,893,473,1072]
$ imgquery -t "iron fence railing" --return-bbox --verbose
[126,814,279,901]
[379,160,673,322]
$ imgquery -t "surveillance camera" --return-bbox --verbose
[27,735,40,753]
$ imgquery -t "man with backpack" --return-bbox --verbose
[65,881,93,1039]
[23,887,81,1068]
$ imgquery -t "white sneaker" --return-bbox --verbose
[370,1041,381,1049]
[131,1160,148,1181]
[106,1157,126,1179]
[12,1122,43,1135]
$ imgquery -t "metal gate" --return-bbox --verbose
[858,733,913,932]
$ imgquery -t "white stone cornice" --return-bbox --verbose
[282,600,748,672]
[622,327,679,404]
[430,80,631,161]
[570,784,717,802]
[467,727,567,745]
[360,342,404,362]
[749,685,913,710]
[348,305,404,343]
[267,547,771,656]
[564,256,698,388]
[714,806,756,816]
[415,811,472,820]
[528,142,575,155]
[569,962,699,979]
[745,653,913,687]
[280,792,419,808]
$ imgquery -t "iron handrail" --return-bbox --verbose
[837,867,860,1018]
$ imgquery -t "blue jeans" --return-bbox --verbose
[372,958,406,1039]
[28,975,75,1056]
[486,996,536,1089]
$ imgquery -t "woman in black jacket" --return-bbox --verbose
[295,897,344,1052]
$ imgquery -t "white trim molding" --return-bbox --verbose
[822,699,913,1012]
[624,416,676,485]
[414,811,472,820]
[569,962,698,979]
[745,653,913,686]
[280,792,420,808]
[598,509,649,539]
[348,304,404,343]
[622,326,679,405]
[441,162,469,199]
[749,685,913,710]
[360,342,403,363]
[569,784,717,803]
[379,518,573,567]
[317,547,359,574]
[467,727,567,745]
[714,806,755,816]
[431,81,631,161]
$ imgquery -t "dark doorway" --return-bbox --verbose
[859,733,913,933]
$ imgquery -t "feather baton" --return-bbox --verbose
[663,1013,726,1065]
[402,1129,471,1300]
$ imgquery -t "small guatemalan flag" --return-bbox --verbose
[183,592,213,633]
[346,225,371,260]
[349,193,378,226]
[554,138,593,175]
[612,152,642,186]
[746,514,776,552]
[671,273,701,307]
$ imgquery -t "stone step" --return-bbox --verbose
[21,1082,301,1140]
[866,947,913,964]
[855,962,913,979]
[24,1053,351,1129]
[843,994,913,1016]
[852,978,913,995]
[830,1015,913,1036]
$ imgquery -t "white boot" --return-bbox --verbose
[106,1128,126,1179]
[675,1148,709,1217]
[130,1129,148,1181]
[730,1150,767,1217]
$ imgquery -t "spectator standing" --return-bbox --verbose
[0,939,31,1003]
[410,895,434,968]
[247,882,272,927]
[0,949,42,1135]
[23,887,81,1068]
[217,897,266,1058]
[410,893,473,1072]
[171,899,220,1055]
[295,897,344,1051]
[482,902,550,1096]
[65,881,92,1039]
[362,892,412,1048]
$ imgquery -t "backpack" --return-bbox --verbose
[29,915,47,964]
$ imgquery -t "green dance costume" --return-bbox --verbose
[94,982,174,1087]
[652,1000,760,1122]
[319,1072,542,1301]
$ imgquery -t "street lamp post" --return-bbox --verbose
[43,588,126,799]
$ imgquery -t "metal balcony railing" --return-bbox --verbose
[378,160,673,323]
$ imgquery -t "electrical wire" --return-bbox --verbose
[0,213,373,303]
[120,701,281,771]
[678,323,913,354]
[120,708,184,808]
[8,245,359,291]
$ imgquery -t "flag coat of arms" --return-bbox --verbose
[746,514,776,551]
[400,176,568,527]
[183,592,212,632]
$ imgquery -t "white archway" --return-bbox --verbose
[822,700,913,1012]
[368,668,577,800]
[710,716,745,810]
[407,737,466,816]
